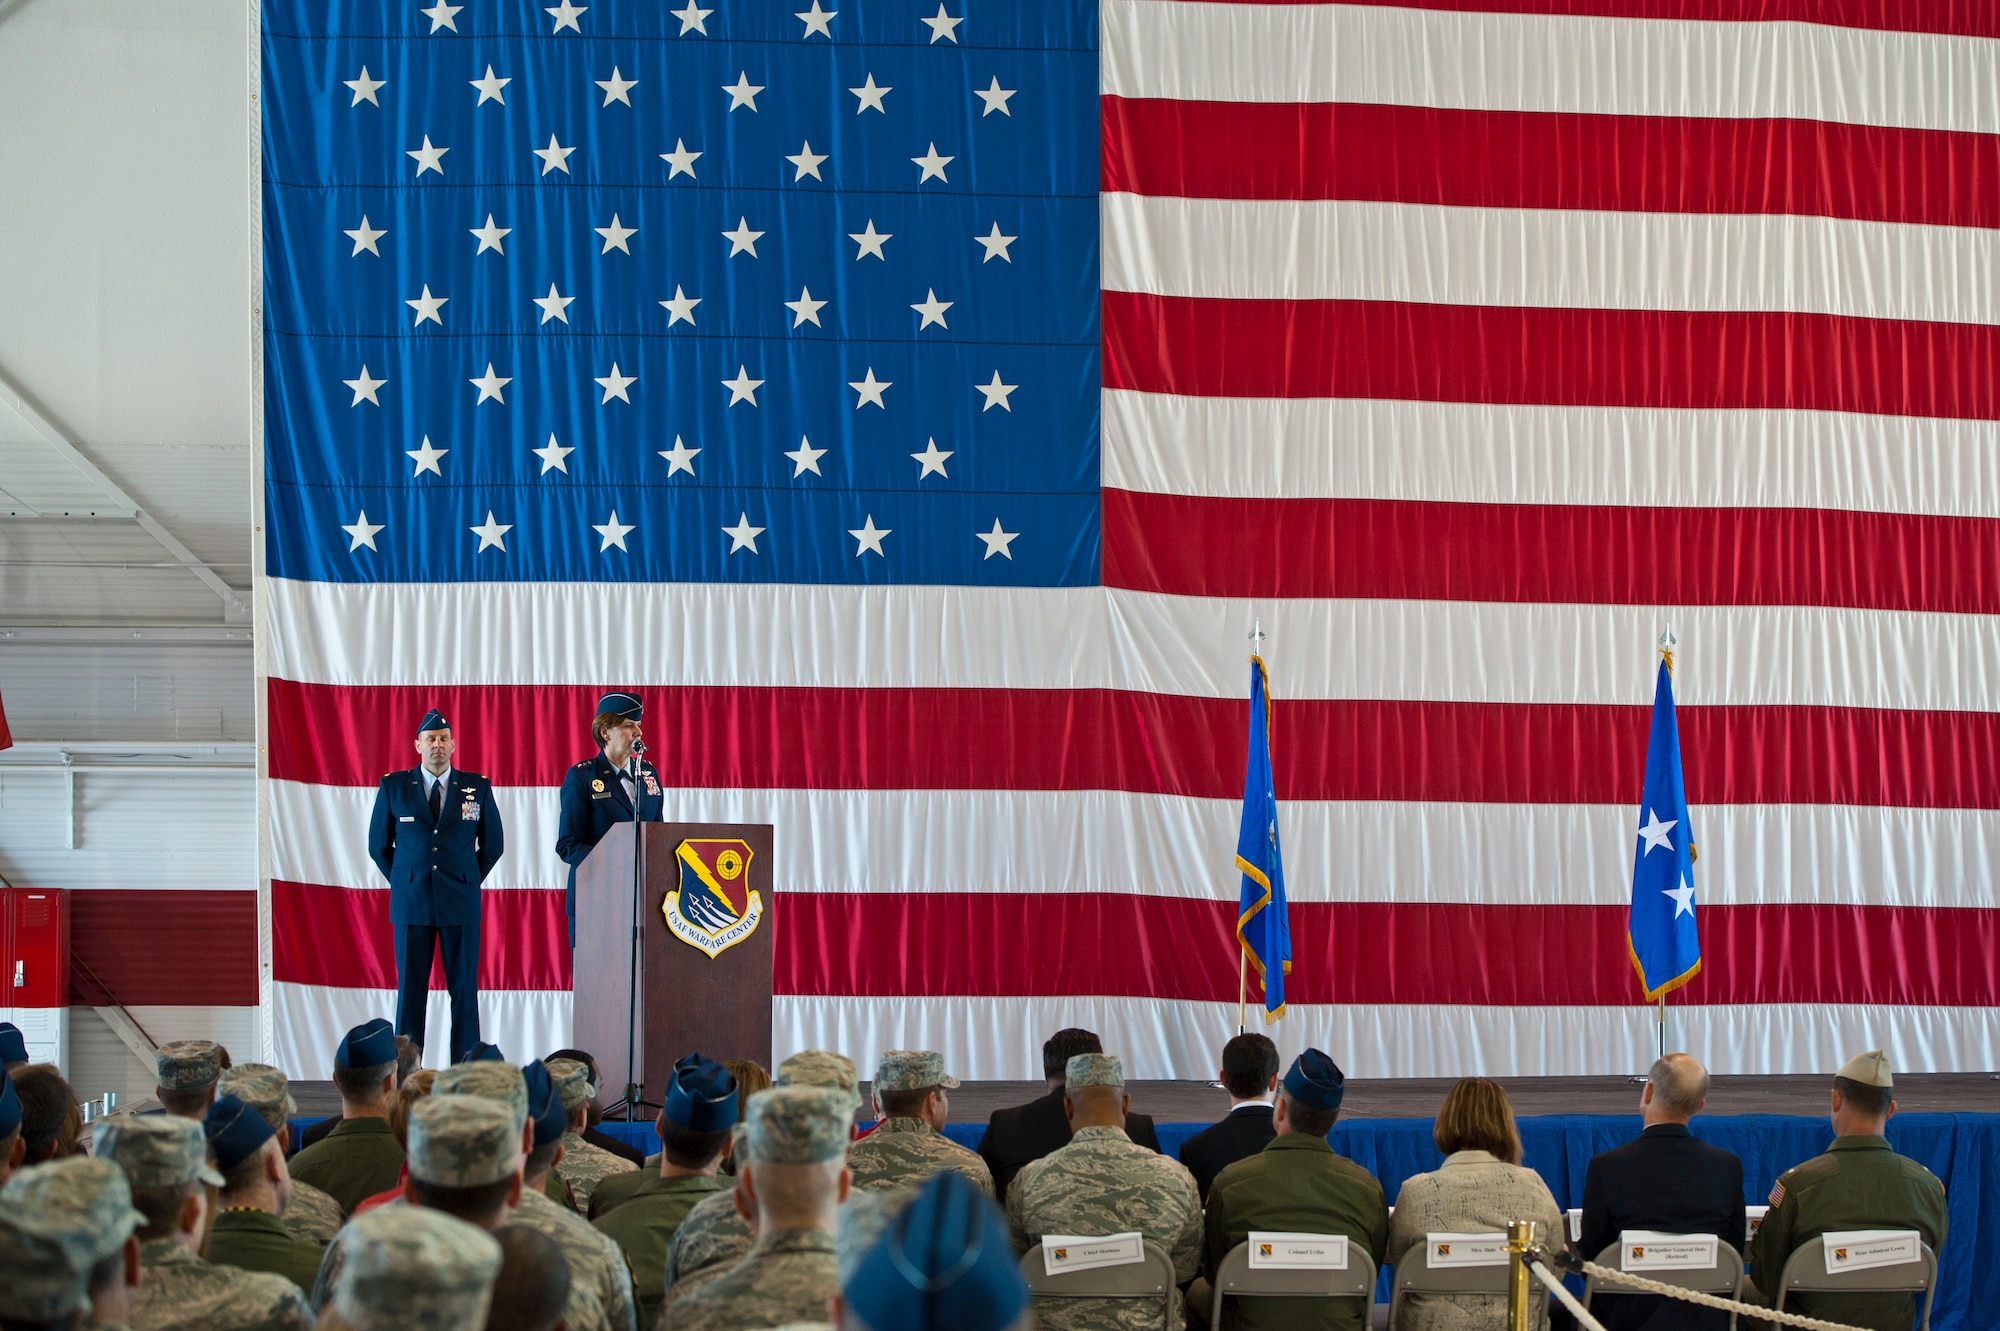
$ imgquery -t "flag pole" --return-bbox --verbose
[1239,619,1267,1039]
[1656,627,1676,1064]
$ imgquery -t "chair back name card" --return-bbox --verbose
[1425,1232,1510,1268]
[1821,1230,1923,1273]
[1620,1233,1719,1271]
[1041,1232,1145,1276]
[1248,1232,1349,1270]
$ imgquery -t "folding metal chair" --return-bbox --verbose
[1387,1241,1513,1331]
[1020,1238,1179,1331]
[1581,1238,1744,1330]
[1775,1239,1937,1331]
[1208,1239,1378,1330]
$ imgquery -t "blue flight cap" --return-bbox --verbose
[416,708,451,735]
[465,1042,506,1064]
[522,1061,569,1148]
[663,1053,739,1133]
[0,1072,21,1137]
[1283,1048,1346,1112]
[337,1018,398,1070]
[203,1094,277,1173]
[845,1171,1028,1331]
[0,1021,27,1064]
[596,691,643,723]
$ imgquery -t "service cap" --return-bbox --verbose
[217,1063,297,1131]
[874,1050,960,1095]
[596,691,644,722]
[407,1095,521,1188]
[337,1018,398,1071]
[665,1053,740,1132]
[0,1158,145,1320]
[522,1060,569,1149]
[466,1041,506,1063]
[546,1057,594,1114]
[435,1059,529,1132]
[203,1094,278,1173]
[0,1072,20,1138]
[844,1171,1030,1331]
[1065,1053,1124,1090]
[155,1039,221,1091]
[746,1085,852,1165]
[334,1204,501,1331]
[778,1049,860,1101]
[1283,1048,1347,1112]
[97,1112,224,1189]
[0,1020,26,1064]
[1837,1048,1895,1089]
[417,708,451,735]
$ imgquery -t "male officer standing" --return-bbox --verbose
[368,708,504,1063]
[556,692,664,948]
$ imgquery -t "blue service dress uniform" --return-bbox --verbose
[555,751,664,946]
[367,767,504,1061]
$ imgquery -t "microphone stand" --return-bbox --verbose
[603,738,657,1122]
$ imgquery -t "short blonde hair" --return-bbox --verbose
[389,1069,437,1147]
[1433,1077,1522,1165]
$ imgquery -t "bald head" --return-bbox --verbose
[1644,1053,1709,1122]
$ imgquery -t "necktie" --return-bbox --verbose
[429,777,443,821]
[621,765,637,803]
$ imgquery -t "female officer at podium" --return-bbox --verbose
[556,691,665,947]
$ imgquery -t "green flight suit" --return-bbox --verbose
[205,1208,329,1296]
[589,1165,645,1220]
[592,1173,729,1322]
[546,1168,580,1211]
[1749,1135,1947,1331]
[1202,1134,1389,1331]
[286,1118,405,1215]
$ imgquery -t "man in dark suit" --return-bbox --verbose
[555,691,665,948]
[1178,1032,1279,1202]
[976,1027,1162,1199]
[1578,1053,1746,1331]
[367,708,504,1064]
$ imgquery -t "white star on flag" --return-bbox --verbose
[723,218,764,257]
[912,143,953,183]
[660,139,702,178]
[595,363,637,403]
[975,223,1016,262]
[343,366,385,405]
[1637,808,1678,854]
[470,512,511,552]
[911,439,952,478]
[405,285,447,326]
[975,371,1017,411]
[1664,883,1697,918]
[723,513,764,553]
[342,511,384,550]
[849,75,890,113]
[534,134,576,175]
[787,141,828,180]
[593,511,635,550]
[786,287,827,328]
[344,217,385,256]
[596,67,637,105]
[848,368,890,408]
[660,286,700,326]
[406,437,447,476]
[785,436,828,476]
[471,67,509,105]
[545,0,586,32]
[420,1,460,32]
[920,3,962,42]
[596,214,637,253]
[723,73,764,111]
[660,436,700,475]
[344,67,385,106]
[795,1,836,37]
[848,516,891,556]
[533,434,574,473]
[977,519,1019,559]
[911,289,952,329]
[470,364,511,404]
[974,77,1016,116]
[534,284,574,324]
[848,221,891,260]
[407,137,448,176]
[722,367,764,405]
[671,0,711,33]
[470,215,510,254]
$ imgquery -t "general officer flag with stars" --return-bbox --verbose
[1630,655,1701,1000]
[1236,656,1291,1021]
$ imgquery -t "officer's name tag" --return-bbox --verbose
[1426,1233,1509,1267]
[1042,1233,1144,1276]
[1822,1230,1922,1272]
[399,816,414,823]
[1621,1233,1717,1271]
[1248,1232,1348,1270]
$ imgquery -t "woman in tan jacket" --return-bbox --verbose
[1386,1078,1565,1331]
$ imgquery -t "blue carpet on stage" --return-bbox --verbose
[586,1111,1998,1331]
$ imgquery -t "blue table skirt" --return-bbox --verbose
[492,1112,2000,1331]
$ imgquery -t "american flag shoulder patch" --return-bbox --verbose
[1768,1180,1787,1208]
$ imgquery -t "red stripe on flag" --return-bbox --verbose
[1102,98,2000,228]
[1155,0,2000,39]
[1102,293,2000,420]
[267,679,2000,809]
[1101,489,2000,612]
[270,881,572,990]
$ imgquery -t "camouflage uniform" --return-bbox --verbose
[850,1117,993,1196]
[546,1058,638,1215]
[0,1157,147,1327]
[217,1064,344,1243]
[156,1040,221,1103]
[513,1183,641,1331]
[592,1171,728,1317]
[331,1204,502,1331]
[1006,1056,1203,1331]
[665,1183,755,1288]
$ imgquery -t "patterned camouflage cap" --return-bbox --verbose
[0,1158,147,1320]
[155,1039,222,1091]
[217,1063,297,1131]
[777,1049,861,1105]
[874,1049,961,1095]
[747,1085,854,1165]
[333,1203,502,1331]
[97,1112,224,1189]
[435,1059,529,1131]
[1065,1053,1125,1089]
[546,1057,594,1114]
[407,1095,522,1187]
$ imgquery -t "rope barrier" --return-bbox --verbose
[1526,1258,1609,1331]
[1536,1250,1873,1331]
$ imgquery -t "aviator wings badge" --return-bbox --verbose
[664,838,764,958]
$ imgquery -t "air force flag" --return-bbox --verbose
[1236,656,1292,1020]
[1629,659,1701,1000]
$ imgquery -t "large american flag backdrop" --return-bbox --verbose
[260,0,2000,1078]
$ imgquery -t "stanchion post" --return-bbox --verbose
[1506,1219,1539,1331]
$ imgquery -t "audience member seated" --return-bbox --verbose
[12,1064,84,1169]
[546,1046,649,1167]
[659,1085,854,1331]
[217,1063,345,1244]
[594,1053,740,1322]
[1005,1053,1203,1331]
[977,1027,1163,1199]
[288,1019,406,1215]
[1578,1053,1744,1331]
[541,1055,638,1214]
[97,1112,314,1329]
[1747,1049,1948,1331]
[200,1094,327,1295]
[0,1157,146,1329]
[1194,1049,1388,1331]
[719,1058,773,1174]
[389,1066,438,1146]
[836,1170,1032,1331]
[296,1033,421,1153]
[1178,1032,1280,1202]
[153,1041,223,1120]
[1386,1077,1564,1331]
[487,1224,574,1331]
[849,1049,994,1196]
[0,1020,28,1070]
[327,1203,502,1331]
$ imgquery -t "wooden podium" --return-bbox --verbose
[571,822,775,1105]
